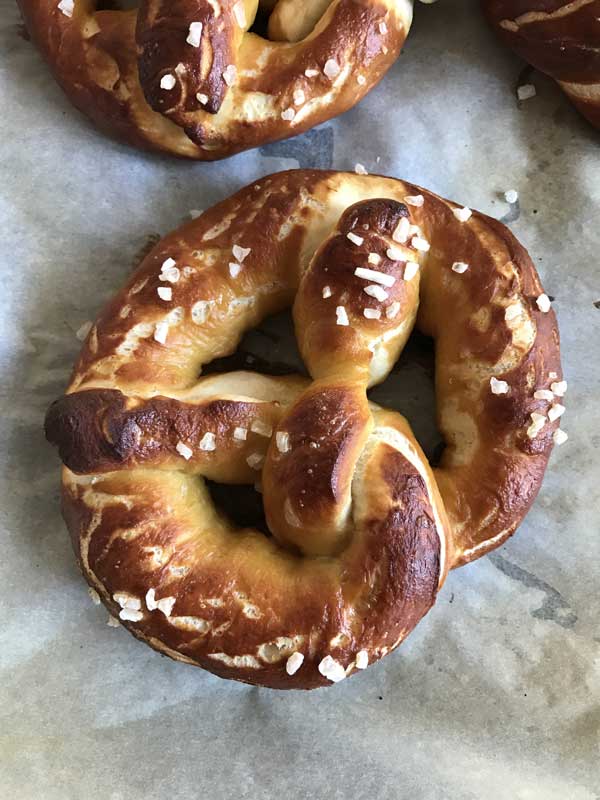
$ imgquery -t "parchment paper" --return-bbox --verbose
[1,0,599,797]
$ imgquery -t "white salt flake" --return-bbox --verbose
[199,432,216,451]
[368,252,382,265]
[453,206,472,222]
[305,68,320,78]
[160,74,176,91]
[153,321,169,345]
[157,286,172,301]
[322,285,332,299]
[553,429,568,445]
[76,321,93,341]
[222,64,237,86]
[364,284,388,301]
[323,59,341,79]
[119,608,143,622]
[357,74,366,85]
[336,305,350,326]
[58,0,74,17]
[354,163,368,175]
[411,236,430,252]
[186,21,203,47]
[505,304,521,322]
[232,244,251,262]
[246,453,264,470]
[490,377,509,395]
[364,308,382,320]
[281,107,295,121]
[355,267,395,287]
[276,431,291,453]
[233,426,248,441]
[293,88,305,106]
[157,596,176,617]
[286,652,304,676]
[504,189,519,204]
[517,84,536,101]
[88,587,101,605]
[404,194,424,207]
[404,261,420,281]
[548,404,565,422]
[145,588,158,611]
[355,650,369,669]
[347,232,364,246]
[550,380,567,397]
[393,217,410,243]
[318,655,346,683]
[536,294,551,313]
[534,389,554,401]
[452,262,469,274]
[251,419,272,437]
[386,302,400,319]
[176,441,193,460]
[379,20,388,34]
[387,245,405,261]
[233,0,246,27]
[107,616,120,627]
[229,262,242,278]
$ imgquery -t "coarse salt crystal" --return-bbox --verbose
[176,441,193,460]
[536,294,551,312]
[88,587,101,605]
[553,429,568,445]
[293,88,305,106]
[404,261,419,281]
[379,20,388,34]
[534,389,554,401]
[286,652,304,675]
[222,64,237,86]
[453,206,472,222]
[393,217,410,243]
[251,419,272,437]
[58,0,74,17]
[354,267,395,287]
[145,588,158,611]
[364,308,381,320]
[281,107,295,121]
[386,302,400,319]
[505,189,519,204]
[548,403,565,422]
[157,596,176,617]
[229,262,241,278]
[323,59,341,79]
[76,321,93,341]
[357,74,366,85]
[318,655,346,683]
[197,93,209,105]
[233,427,247,441]
[119,608,143,622]
[368,252,381,265]
[386,245,404,261]
[157,286,172,301]
[490,377,509,395]
[452,262,469,274]
[160,74,176,91]
[322,285,332,299]
[411,236,430,252]
[364,284,388,301]
[232,244,251,262]
[336,305,350,326]
[305,68,320,78]
[186,21,203,47]
[233,0,246,27]
[246,453,264,470]
[276,431,291,453]
[355,650,369,669]
[517,84,536,101]
[154,321,169,344]
[354,163,368,175]
[550,380,567,396]
[199,432,216,451]
[404,194,424,207]
[347,232,364,246]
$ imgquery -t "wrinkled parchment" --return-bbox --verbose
[1,0,599,797]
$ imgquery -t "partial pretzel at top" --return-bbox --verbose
[45,170,565,689]
[17,0,413,158]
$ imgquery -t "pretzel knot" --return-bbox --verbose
[483,0,600,130]
[17,0,412,158]
[45,170,564,689]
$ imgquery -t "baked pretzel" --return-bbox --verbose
[45,170,565,689]
[17,0,412,158]
[483,0,600,130]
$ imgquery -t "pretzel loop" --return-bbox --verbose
[45,170,563,689]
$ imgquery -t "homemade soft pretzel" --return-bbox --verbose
[17,0,412,158]
[483,0,600,130]
[45,170,565,689]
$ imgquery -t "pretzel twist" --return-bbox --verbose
[483,0,600,129]
[45,170,563,689]
[17,0,412,158]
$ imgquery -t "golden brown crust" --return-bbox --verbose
[46,170,563,688]
[483,0,600,130]
[17,0,413,158]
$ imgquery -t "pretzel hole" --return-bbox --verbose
[206,480,270,536]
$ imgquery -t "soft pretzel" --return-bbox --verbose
[17,0,412,158]
[45,170,565,689]
[483,0,600,130]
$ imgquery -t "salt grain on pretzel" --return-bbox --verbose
[45,170,562,691]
